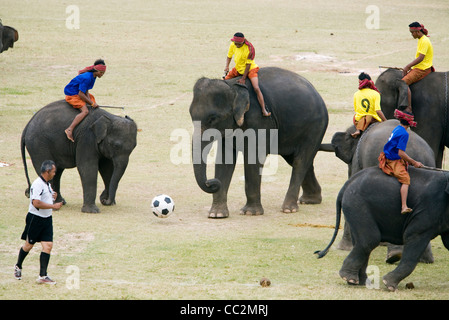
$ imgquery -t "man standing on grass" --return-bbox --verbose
[14,160,63,284]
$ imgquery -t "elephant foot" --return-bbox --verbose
[385,245,402,264]
[298,194,322,205]
[101,198,116,206]
[382,275,398,292]
[55,196,67,206]
[281,200,298,213]
[339,269,359,285]
[82,204,101,213]
[208,203,229,219]
[240,204,264,216]
[419,243,434,264]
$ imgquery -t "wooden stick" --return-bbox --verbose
[378,66,403,70]
[421,165,448,172]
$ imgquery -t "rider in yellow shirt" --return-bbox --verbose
[224,32,271,117]
[397,22,434,118]
[351,73,387,138]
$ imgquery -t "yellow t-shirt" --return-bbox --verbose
[353,88,382,122]
[227,42,258,75]
[413,35,433,70]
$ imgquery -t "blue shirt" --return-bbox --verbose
[383,125,409,160]
[64,72,96,96]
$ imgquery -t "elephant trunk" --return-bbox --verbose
[192,128,221,193]
[105,159,128,205]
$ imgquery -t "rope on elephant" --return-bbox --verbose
[290,222,342,229]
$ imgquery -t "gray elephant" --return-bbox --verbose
[316,166,449,291]
[375,68,449,167]
[189,67,328,218]
[0,20,18,53]
[324,119,435,262]
[21,100,137,213]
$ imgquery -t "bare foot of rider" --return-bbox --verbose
[65,129,74,142]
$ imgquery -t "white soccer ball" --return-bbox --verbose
[151,194,175,218]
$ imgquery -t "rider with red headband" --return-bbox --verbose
[64,59,106,142]
[396,22,434,120]
[224,33,271,117]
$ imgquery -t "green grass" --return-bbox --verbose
[1,0,449,301]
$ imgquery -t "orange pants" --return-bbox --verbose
[378,152,410,185]
[225,67,259,80]
[353,115,379,132]
[402,67,432,85]
[65,94,96,109]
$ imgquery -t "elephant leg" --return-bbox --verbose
[340,235,378,285]
[281,153,313,213]
[336,221,353,251]
[299,164,322,204]
[386,242,434,264]
[51,167,66,205]
[383,237,430,291]
[209,146,237,219]
[78,164,100,213]
[99,158,113,205]
[241,157,264,216]
[299,164,322,205]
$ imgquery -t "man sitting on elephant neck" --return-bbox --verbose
[223,32,271,117]
[64,59,106,142]
[396,22,434,120]
[378,112,423,214]
[351,72,387,138]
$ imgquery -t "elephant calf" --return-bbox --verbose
[316,166,449,291]
[21,100,137,213]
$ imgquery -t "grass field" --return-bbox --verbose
[1,0,449,303]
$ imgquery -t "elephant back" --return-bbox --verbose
[352,119,435,175]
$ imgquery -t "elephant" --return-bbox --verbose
[21,100,138,213]
[323,119,436,262]
[0,20,19,53]
[315,166,449,291]
[375,68,449,168]
[189,67,329,218]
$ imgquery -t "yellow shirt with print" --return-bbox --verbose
[227,42,258,75]
[353,88,382,122]
[413,35,433,70]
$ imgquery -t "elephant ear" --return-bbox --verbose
[91,115,111,144]
[232,83,250,127]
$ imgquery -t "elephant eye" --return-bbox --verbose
[206,113,219,126]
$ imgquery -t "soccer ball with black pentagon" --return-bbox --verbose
[151,194,175,218]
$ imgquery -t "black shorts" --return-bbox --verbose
[21,213,53,244]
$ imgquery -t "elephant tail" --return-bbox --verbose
[21,124,31,198]
[314,184,344,258]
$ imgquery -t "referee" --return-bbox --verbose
[14,160,63,284]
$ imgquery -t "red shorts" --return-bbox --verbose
[65,94,96,109]
[225,67,259,80]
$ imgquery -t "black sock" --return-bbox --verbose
[16,247,29,269]
[39,252,50,277]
